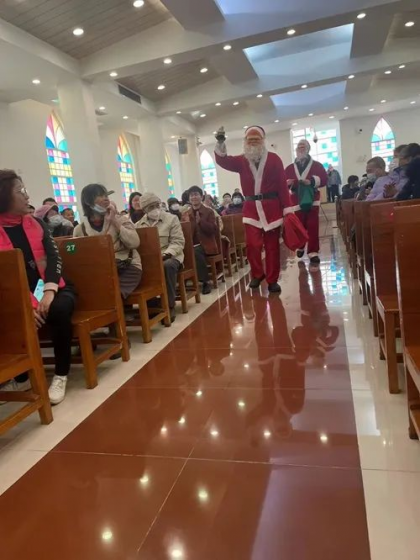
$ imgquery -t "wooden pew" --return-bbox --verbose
[177,221,201,313]
[231,214,247,268]
[126,227,171,343]
[354,201,367,304]
[221,215,239,277]
[394,204,420,439]
[54,236,130,389]
[341,199,355,251]
[206,227,225,288]
[0,250,52,434]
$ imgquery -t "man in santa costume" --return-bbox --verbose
[214,125,294,293]
[285,139,328,264]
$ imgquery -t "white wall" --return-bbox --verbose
[340,107,420,181]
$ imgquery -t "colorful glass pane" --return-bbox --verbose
[117,136,136,206]
[165,153,175,197]
[371,118,395,169]
[200,150,219,198]
[45,113,77,215]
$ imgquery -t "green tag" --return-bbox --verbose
[65,242,76,254]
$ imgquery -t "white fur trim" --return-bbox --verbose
[308,252,319,258]
[214,142,227,157]
[313,201,321,207]
[255,200,284,231]
[313,175,321,188]
[44,282,58,293]
[243,216,263,228]
[293,157,313,181]
[248,149,268,196]
[283,206,296,215]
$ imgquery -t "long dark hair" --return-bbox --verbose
[81,183,108,217]
[0,169,21,213]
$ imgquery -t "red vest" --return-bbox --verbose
[0,215,64,307]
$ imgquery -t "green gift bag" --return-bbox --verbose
[298,181,315,212]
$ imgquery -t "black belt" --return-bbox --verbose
[245,192,278,201]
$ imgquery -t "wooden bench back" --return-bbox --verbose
[136,227,165,290]
[232,214,245,245]
[56,235,119,312]
[353,201,364,260]
[395,203,420,346]
[0,249,37,355]
[360,201,384,274]
[341,199,355,244]
[181,221,195,271]
[221,215,236,246]
[371,202,399,298]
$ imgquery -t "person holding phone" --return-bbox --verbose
[0,169,76,405]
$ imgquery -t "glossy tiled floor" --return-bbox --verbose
[1,208,420,559]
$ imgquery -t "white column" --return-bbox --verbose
[137,115,169,201]
[179,136,202,190]
[57,80,105,198]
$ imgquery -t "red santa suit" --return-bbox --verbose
[285,156,328,257]
[215,127,294,284]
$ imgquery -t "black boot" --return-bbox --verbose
[296,250,305,259]
[310,255,320,265]
[202,282,211,295]
[268,282,281,294]
[248,276,265,289]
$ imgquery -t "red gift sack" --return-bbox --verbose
[282,212,309,251]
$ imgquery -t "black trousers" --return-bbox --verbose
[194,245,209,283]
[327,185,339,202]
[164,258,181,309]
[16,287,75,383]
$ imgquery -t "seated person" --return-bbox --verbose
[168,197,182,220]
[74,184,141,299]
[183,185,219,295]
[365,157,389,201]
[136,193,185,322]
[223,192,244,214]
[221,192,232,209]
[61,207,79,227]
[180,189,191,215]
[43,196,57,207]
[28,204,35,215]
[385,143,420,200]
[0,169,76,405]
[128,191,144,224]
[341,175,360,200]
[34,204,74,238]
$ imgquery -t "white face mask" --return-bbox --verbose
[170,204,180,212]
[367,173,377,183]
[389,158,399,171]
[91,204,107,215]
[147,208,161,221]
[48,214,63,228]
[232,197,242,205]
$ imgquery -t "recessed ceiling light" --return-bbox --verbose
[171,135,176,139]
[243,125,248,129]
[32,78,41,85]
[344,106,349,110]
[257,94,263,98]
[109,71,118,77]
[176,111,182,114]
[215,102,221,106]
[133,0,145,7]
[357,12,366,19]
[411,101,416,105]
[348,74,355,79]
[329,115,335,119]
[301,84,308,89]
[123,115,129,119]
[369,108,375,112]
[384,70,392,74]
[287,29,296,36]
[51,99,59,104]
[308,113,314,116]
[200,67,208,74]
[292,122,298,125]
[200,113,206,118]
[405,21,415,28]
[99,106,106,111]
[381,99,387,103]
[157,84,166,90]
[233,101,239,106]
[223,44,232,51]
[274,119,279,123]
[163,58,172,65]
[73,27,84,36]
[399,64,406,69]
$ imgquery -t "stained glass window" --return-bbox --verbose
[292,127,339,170]
[166,153,175,197]
[371,118,395,169]
[45,112,77,213]
[117,135,136,206]
[200,150,219,198]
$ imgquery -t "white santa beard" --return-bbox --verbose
[296,151,309,162]
[244,143,266,163]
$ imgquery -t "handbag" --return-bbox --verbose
[282,213,309,251]
[298,181,315,212]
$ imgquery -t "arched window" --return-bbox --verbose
[45,112,77,213]
[200,150,219,198]
[371,118,395,169]
[165,153,175,197]
[117,135,136,206]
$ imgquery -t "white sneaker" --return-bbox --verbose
[48,375,68,405]
[0,379,31,405]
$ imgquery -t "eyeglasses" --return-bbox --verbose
[15,186,29,197]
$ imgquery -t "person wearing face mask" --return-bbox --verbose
[34,204,74,238]
[365,157,389,201]
[136,193,185,321]
[285,139,328,265]
[385,143,420,200]
[223,192,245,215]
[74,184,141,299]
[168,197,182,221]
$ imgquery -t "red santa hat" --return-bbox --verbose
[245,126,266,139]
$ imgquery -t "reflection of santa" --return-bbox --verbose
[215,126,294,293]
[285,139,328,264]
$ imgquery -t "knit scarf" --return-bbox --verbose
[0,213,23,227]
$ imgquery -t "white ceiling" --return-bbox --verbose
[1,0,420,142]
